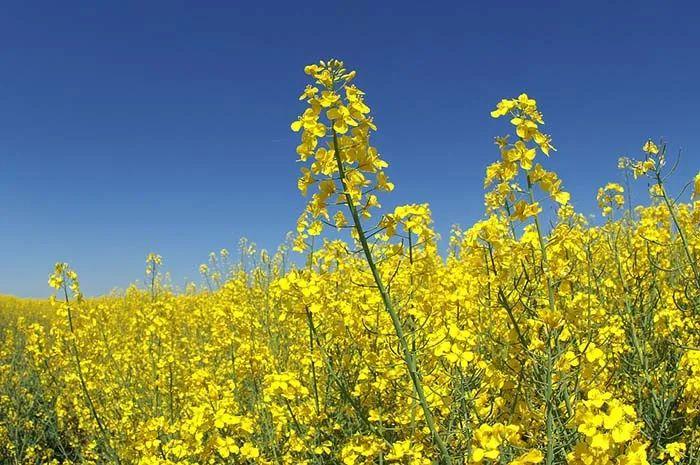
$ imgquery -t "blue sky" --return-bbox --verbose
[1,1,699,297]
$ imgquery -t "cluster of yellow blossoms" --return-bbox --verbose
[1,60,700,465]
[486,94,568,222]
[291,59,392,253]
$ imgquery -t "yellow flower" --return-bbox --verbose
[509,449,544,465]
[503,140,536,170]
[216,436,239,458]
[642,139,659,154]
[298,84,319,100]
[511,200,541,221]
[319,90,340,107]
[585,388,612,408]
[590,432,610,450]
[240,442,260,459]
[662,442,686,463]
[510,116,539,140]
[326,105,358,134]
[491,98,516,118]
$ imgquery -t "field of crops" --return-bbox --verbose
[1,59,700,465]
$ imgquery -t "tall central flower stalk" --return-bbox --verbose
[487,94,569,465]
[49,264,122,464]
[291,59,452,464]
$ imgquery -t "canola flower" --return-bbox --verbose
[1,59,700,465]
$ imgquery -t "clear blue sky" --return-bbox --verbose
[1,1,699,297]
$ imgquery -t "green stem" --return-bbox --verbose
[525,173,556,465]
[62,281,121,465]
[656,174,700,289]
[331,129,452,464]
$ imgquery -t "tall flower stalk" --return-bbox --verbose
[49,264,121,464]
[291,59,452,464]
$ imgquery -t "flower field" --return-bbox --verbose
[1,59,700,464]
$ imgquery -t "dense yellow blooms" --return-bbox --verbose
[1,60,700,465]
